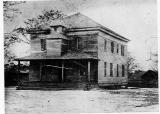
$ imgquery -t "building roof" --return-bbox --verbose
[27,12,130,42]
[50,19,68,28]
[15,52,98,61]
[129,70,158,81]
[63,12,101,28]
[63,13,130,42]
[129,71,146,81]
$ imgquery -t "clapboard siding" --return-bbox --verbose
[46,39,62,56]
[68,33,98,54]
[97,31,128,85]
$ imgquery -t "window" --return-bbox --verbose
[117,64,119,77]
[117,44,119,53]
[104,40,107,52]
[121,45,124,56]
[122,65,125,77]
[83,37,97,50]
[110,63,113,77]
[41,39,46,51]
[104,62,107,77]
[111,42,114,53]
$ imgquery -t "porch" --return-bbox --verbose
[15,52,98,89]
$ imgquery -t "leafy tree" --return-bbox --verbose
[13,10,65,45]
[24,10,64,30]
[3,1,25,22]
[4,1,26,63]
[4,1,64,63]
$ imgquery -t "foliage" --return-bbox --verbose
[5,63,29,86]
[4,1,64,63]
[24,10,64,30]
[4,1,26,63]
[3,1,25,22]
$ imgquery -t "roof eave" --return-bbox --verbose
[66,27,130,42]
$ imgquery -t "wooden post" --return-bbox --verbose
[62,61,64,82]
[40,62,42,81]
[88,61,91,82]
[18,60,20,86]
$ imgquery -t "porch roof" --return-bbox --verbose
[15,52,98,61]
[39,31,68,40]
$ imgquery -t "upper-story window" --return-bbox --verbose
[40,39,46,51]
[117,44,119,54]
[104,40,107,52]
[111,42,114,53]
[121,45,125,56]
[54,27,57,31]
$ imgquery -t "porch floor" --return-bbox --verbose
[17,81,99,90]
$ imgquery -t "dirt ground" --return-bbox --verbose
[5,87,159,113]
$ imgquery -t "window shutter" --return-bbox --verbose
[110,63,113,77]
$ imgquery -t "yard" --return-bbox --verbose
[5,87,159,113]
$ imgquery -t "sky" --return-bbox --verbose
[4,0,158,70]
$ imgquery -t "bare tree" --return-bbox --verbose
[127,54,141,77]
[150,52,158,71]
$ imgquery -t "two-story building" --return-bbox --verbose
[16,13,130,89]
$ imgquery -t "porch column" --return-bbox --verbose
[88,61,91,82]
[40,62,42,81]
[17,60,20,86]
[61,61,64,82]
